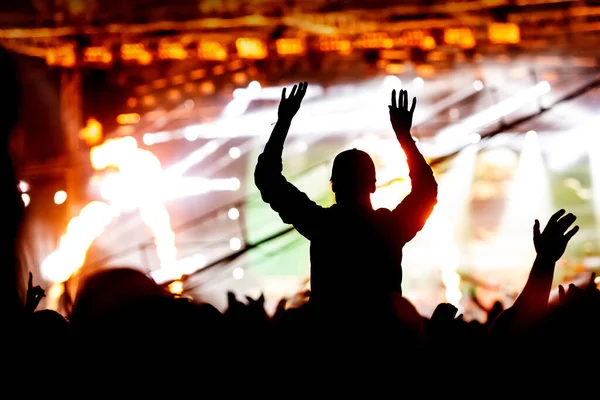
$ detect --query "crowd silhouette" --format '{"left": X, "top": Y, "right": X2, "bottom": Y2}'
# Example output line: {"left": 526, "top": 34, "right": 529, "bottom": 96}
{"left": 2, "top": 46, "right": 599, "bottom": 387}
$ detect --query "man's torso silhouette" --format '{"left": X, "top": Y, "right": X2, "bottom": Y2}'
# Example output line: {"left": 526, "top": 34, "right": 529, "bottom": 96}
{"left": 255, "top": 151, "right": 435, "bottom": 318}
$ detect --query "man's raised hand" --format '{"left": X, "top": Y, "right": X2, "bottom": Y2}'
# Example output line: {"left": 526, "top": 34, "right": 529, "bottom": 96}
{"left": 533, "top": 209, "right": 579, "bottom": 263}
{"left": 389, "top": 89, "right": 417, "bottom": 135}
{"left": 25, "top": 272, "right": 45, "bottom": 313}
{"left": 278, "top": 81, "right": 308, "bottom": 121}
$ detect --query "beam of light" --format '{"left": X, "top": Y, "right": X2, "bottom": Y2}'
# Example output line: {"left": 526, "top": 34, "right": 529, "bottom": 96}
{"left": 494, "top": 131, "right": 553, "bottom": 273}
{"left": 42, "top": 134, "right": 242, "bottom": 289}
{"left": 422, "top": 145, "right": 479, "bottom": 308}
{"left": 41, "top": 137, "right": 178, "bottom": 284}
{"left": 412, "top": 80, "right": 484, "bottom": 127}
{"left": 92, "top": 139, "right": 179, "bottom": 272}
{"left": 163, "top": 82, "right": 481, "bottom": 183}
{"left": 162, "top": 177, "right": 241, "bottom": 199}
{"left": 545, "top": 108, "right": 597, "bottom": 171}
{"left": 164, "top": 139, "right": 222, "bottom": 176}
{"left": 150, "top": 253, "right": 207, "bottom": 284}
{"left": 588, "top": 117, "right": 600, "bottom": 239}
{"left": 143, "top": 82, "right": 325, "bottom": 145}
{"left": 351, "top": 133, "right": 411, "bottom": 210}
{"left": 176, "top": 76, "right": 437, "bottom": 141}
{"left": 222, "top": 80, "right": 262, "bottom": 118}
{"left": 186, "top": 80, "right": 467, "bottom": 139}
{"left": 41, "top": 201, "right": 118, "bottom": 282}
{"left": 434, "top": 81, "right": 551, "bottom": 155}
{"left": 233, "top": 83, "right": 323, "bottom": 100}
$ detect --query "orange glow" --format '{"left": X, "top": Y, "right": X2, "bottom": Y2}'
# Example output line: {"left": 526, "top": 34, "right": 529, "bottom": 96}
{"left": 488, "top": 23, "right": 520, "bottom": 44}
{"left": 354, "top": 32, "right": 393, "bottom": 49}
{"left": 197, "top": 41, "right": 228, "bottom": 61}
{"left": 199, "top": 81, "right": 216, "bottom": 95}
{"left": 397, "top": 30, "right": 428, "bottom": 47}
{"left": 116, "top": 113, "right": 141, "bottom": 125}
{"left": 46, "top": 45, "right": 76, "bottom": 67}
{"left": 121, "top": 43, "right": 152, "bottom": 65}
{"left": 444, "top": 27, "right": 476, "bottom": 49}
{"left": 417, "top": 64, "right": 436, "bottom": 77}
{"left": 235, "top": 38, "right": 268, "bottom": 59}
{"left": 79, "top": 118, "right": 103, "bottom": 146}
{"left": 420, "top": 36, "right": 437, "bottom": 51}
{"left": 168, "top": 280, "right": 184, "bottom": 295}
{"left": 83, "top": 46, "right": 113, "bottom": 64}
{"left": 158, "top": 42, "right": 187, "bottom": 60}
{"left": 319, "top": 36, "right": 352, "bottom": 54}
{"left": 190, "top": 68, "right": 207, "bottom": 80}
{"left": 275, "top": 38, "right": 306, "bottom": 56}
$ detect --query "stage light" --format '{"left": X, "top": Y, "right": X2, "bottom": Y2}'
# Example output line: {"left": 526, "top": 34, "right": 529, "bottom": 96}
{"left": 383, "top": 75, "right": 402, "bottom": 92}
{"left": 229, "top": 147, "right": 241, "bottom": 159}
{"left": 229, "top": 237, "right": 242, "bottom": 251}
{"left": 472, "top": 80, "right": 484, "bottom": 91}
{"left": 232, "top": 267, "right": 244, "bottom": 280}
{"left": 412, "top": 77, "right": 424, "bottom": 89}
{"left": 54, "top": 190, "right": 67, "bottom": 205}
{"left": 168, "top": 280, "right": 184, "bottom": 295}
{"left": 21, "top": 193, "right": 30, "bottom": 207}
{"left": 184, "top": 130, "right": 198, "bottom": 141}
{"left": 18, "top": 180, "right": 29, "bottom": 193}
{"left": 228, "top": 207, "right": 240, "bottom": 220}
{"left": 143, "top": 133, "right": 156, "bottom": 146}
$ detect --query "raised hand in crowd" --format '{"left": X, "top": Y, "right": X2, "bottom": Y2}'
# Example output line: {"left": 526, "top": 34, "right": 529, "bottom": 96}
{"left": 557, "top": 272, "right": 598, "bottom": 306}
{"left": 25, "top": 272, "right": 45, "bottom": 314}
{"left": 491, "top": 210, "right": 579, "bottom": 337}
{"left": 388, "top": 89, "right": 438, "bottom": 245}
{"left": 389, "top": 88, "right": 417, "bottom": 136}
{"left": 278, "top": 82, "right": 308, "bottom": 122}
{"left": 533, "top": 209, "right": 579, "bottom": 263}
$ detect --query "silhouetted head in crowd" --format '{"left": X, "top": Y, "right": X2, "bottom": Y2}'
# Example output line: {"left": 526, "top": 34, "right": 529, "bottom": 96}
{"left": 330, "top": 148, "right": 376, "bottom": 208}
{"left": 28, "top": 309, "right": 69, "bottom": 338}
{"left": 70, "top": 267, "right": 164, "bottom": 329}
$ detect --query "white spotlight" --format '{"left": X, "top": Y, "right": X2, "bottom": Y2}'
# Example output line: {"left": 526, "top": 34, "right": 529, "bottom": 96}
{"left": 184, "top": 130, "right": 198, "bottom": 142}
{"left": 54, "top": 190, "right": 67, "bottom": 205}
{"left": 229, "top": 237, "right": 242, "bottom": 251}
{"left": 18, "top": 180, "right": 29, "bottom": 193}
{"left": 232, "top": 267, "right": 244, "bottom": 280}
{"left": 383, "top": 75, "right": 402, "bottom": 91}
{"left": 228, "top": 207, "right": 240, "bottom": 220}
{"left": 142, "top": 133, "right": 156, "bottom": 146}
{"left": 412, "top": 77, "right": 424, "bottom": 89}
{"left": 473, "top": 80, "right": 484, "bottom": 91}
{"left": 229, "top": 147, "right": 241, "bottom": 159}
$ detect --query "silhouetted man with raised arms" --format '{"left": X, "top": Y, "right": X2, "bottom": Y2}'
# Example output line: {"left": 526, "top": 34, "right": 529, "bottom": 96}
{"left": 255, "top": 82, "right": 437, "bottom": 321}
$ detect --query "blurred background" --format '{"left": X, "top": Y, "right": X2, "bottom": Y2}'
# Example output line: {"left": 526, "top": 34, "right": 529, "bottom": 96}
{"left": 4, "top": 0, "right": 600, "bottom": 319}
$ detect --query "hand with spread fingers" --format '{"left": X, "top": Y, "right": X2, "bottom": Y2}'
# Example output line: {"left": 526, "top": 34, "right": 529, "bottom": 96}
{"left": 389, "top": 89, "right": 417, "bottom": 136}
{"left": 533, "top": 209, "right": 579, "bottom": 263}
{"left": 278, "top": 81, "right": 308, "bottom": 121}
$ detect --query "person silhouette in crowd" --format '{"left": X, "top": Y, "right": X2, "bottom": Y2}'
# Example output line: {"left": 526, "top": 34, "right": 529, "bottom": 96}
{"left": 254, "top": 82, "right": 437, "bottom": 321}
{"left": 0, "top": 46, "right": 24, "bottom": 322}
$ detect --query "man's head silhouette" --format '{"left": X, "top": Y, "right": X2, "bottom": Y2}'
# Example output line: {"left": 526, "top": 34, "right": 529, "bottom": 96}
{"left": 330, "top": 148, "right": 376, "bottom": 206}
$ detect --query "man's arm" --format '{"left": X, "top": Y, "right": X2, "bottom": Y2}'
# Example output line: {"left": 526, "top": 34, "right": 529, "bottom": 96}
{"left": 389, "top": 89, "right": 438, "bottom": 243}
{"left": 254, "top": 82, "right": 323, "bottom": 239}
{"left": 490, "top": 210, "right": 579, "bottom": 336}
